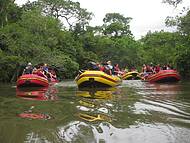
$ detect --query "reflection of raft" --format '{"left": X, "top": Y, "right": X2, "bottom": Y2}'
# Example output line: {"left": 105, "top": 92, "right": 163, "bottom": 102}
{"left": 76, "top": 87, "right": 117, "bottom": 99}
{"left": 17, "top": 74, "right": 49, "bottom": 87}
{"left": 75, "top": 70, "right": 122, "bottom": 88}
{"left": 79, "top": 100, "right": 95, "bottom": 108}
{"left": 16, "top": 87, "right": 48, "bottom": 101}
{"left": 145, "top": 70, "right": 180, "bottom": 83}
{"left": 76, "top": 89, "right": 114, "bottom": 99}
{"left": 16, "top": 86, "right": 58, "bottom": 101}
{"left": 122, "top": 71, "right": 141, "bottom": 80}
{"left": 78, "top": 113, "right": 112, "bottom": 122}
{"left": 18, "top": 113, "right": 50, "bottom": 120}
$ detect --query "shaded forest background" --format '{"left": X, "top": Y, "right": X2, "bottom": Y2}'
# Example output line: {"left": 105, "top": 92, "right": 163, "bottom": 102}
{"left": 0, "top": 0, "right": 190, "bottom": 81}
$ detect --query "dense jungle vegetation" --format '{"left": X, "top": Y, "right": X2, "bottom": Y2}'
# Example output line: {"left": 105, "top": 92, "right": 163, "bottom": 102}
{"left": 0, "top": 0, "right": 189, "bottom": 81}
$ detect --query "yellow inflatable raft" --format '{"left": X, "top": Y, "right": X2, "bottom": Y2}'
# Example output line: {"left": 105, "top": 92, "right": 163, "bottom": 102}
{"left": 75, "top": 70, "right": 122, "bottom": 88}
{"left": 122, "top": 71, "right": 141, "bottom": 80}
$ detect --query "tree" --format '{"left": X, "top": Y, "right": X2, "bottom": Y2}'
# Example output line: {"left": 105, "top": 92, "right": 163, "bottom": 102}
{"left": 103, "top": 13, "right": 132, "bottom": 37}
{"left": 163, "top": 4, "right": 190, "bottom": 78}
{"left": 0, "top": 0, "right": 22, "bottom": 27}
{"left": 38, "top": 0, "right": 93, "bottom": 30}
{"left": 162, "top": 0, "right": 183, "bottom": 7}
{"left": 178, "top": 10, "right": 190, "bottom": 35}
{"left": 140, "top": 31, "right": 181, "bottom": 66}
{"left": 175, "top": 10, "right": 190, "bottom": 77}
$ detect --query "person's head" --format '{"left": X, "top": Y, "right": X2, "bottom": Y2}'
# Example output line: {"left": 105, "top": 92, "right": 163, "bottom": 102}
{"left": 51, "top": 70, "right": 56, "bottom": 74}
{"left": 102, "top": 62, "right": 108, "bottom": 66}
{"left": 114, "top": 64, "right": 119, "bottom": 67}
{"left": 27, "top": 62, "right": 32, "bottom": 66}
{"left": 96, "top": 63, "right": 101, "bottom": 67}
{"left": 107, "top": 61, "right": 111, "bottom": 65}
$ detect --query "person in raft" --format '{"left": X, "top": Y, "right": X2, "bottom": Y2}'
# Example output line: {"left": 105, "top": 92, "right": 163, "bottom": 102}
{"left": 104, "top": 61, "right": 113, "bottom": 75}
{"left": 22, "top": 62, "right": 33, "bottom": 74}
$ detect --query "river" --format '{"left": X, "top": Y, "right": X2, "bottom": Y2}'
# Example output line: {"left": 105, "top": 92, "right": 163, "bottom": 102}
{"left": 0, "top": 80, "right": 190, "bottom": 143}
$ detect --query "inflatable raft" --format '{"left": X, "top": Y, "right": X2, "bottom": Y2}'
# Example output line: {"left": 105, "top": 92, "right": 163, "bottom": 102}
{"left": 75, "top": 70, "right": 122, "bottom": 88}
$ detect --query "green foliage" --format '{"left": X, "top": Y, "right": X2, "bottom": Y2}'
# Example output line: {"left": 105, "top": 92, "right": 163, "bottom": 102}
{"left": 38, "top": 0, "right": 93, "bottom": 30}
{"left": 47, "top": 53, "right": 79, "bottom": 79}
{"left": 178, "top": 11, "right": 190, "bottom": 35}
{"left": 113, "top": 37, "right": 142, "bottom": 68}
{"left": 165, "top": 16, "right": 179, "bottom": 27}
{"left": 0, "top": 0, "right": 190, "bottom": 82}
{"left": 140, "top": 31, "right": 178, "bottom": 65}
{"left": 0, "top": 55, "right": 21, "bottom": 82}
{"left": 176, "top": 46, "right": 190, "bottom": 77}
{"left": 0, "top": 8, "right": 81, "bottom": 81}
{"left": 103, "top": 13, "right": 132, "bottom": 37}
{"left": 0, "top": 1, "right": 22, "bottom": 27}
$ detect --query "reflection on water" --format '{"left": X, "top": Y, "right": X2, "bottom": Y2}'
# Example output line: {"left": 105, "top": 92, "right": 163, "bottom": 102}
{"left": 76, "top": 88, "right": 120, "bottom": 123}
{"left": 76, "top": 88, "right": 115, "bottom": 99}
{"left": 18, "top": 112, "right": 51, "bottom": 120}
{"left": 16, "top": 86, "right": 58, "bottom": 101}
{"left": 0, "top": 81, "right": 190, "bottom": 143}
{"left": 123, "top": 80, "right": 181, "bottom": 96}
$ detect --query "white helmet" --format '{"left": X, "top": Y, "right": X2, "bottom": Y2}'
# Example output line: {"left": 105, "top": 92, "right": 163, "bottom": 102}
{"left": 28, "top": 62, "right": 32, "bottom": 66}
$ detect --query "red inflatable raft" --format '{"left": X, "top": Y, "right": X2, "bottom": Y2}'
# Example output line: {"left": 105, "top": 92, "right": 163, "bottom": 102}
{"left": 144, "top": 70, "right": 180, "bottom": 83}
{"left": 17, "top": 74, "right": 49, "bottom": 87}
